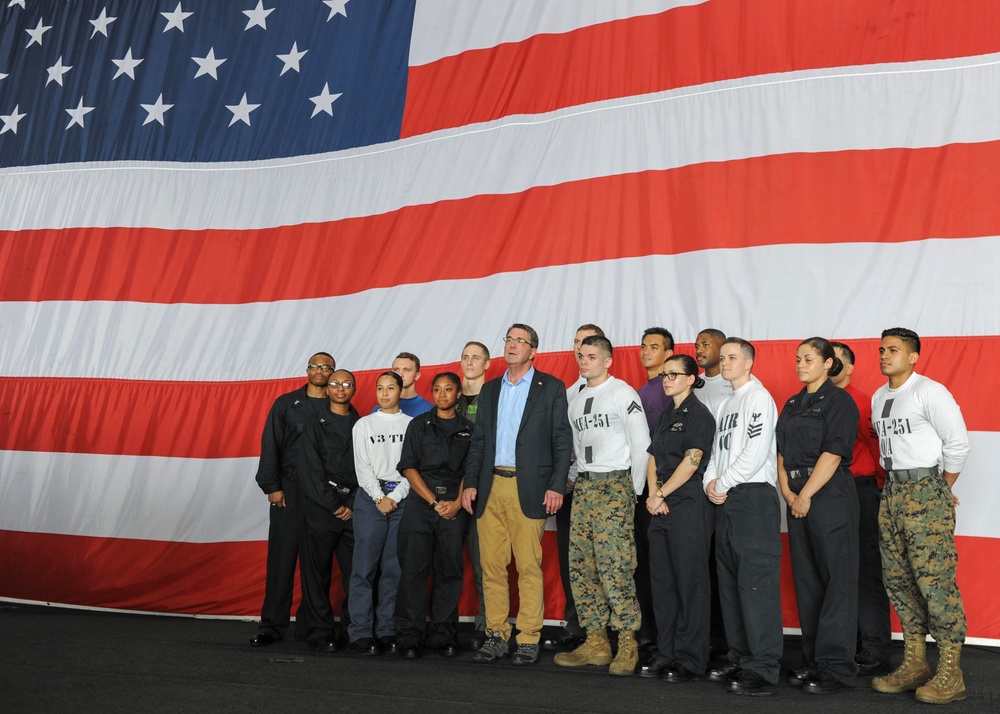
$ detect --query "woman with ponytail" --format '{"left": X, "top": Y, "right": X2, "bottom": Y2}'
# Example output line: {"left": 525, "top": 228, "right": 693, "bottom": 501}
{"left": 777, "top": 337, "right": 860, "bottom": 695}
{"left": 639, "top": 354, "right": 716, "bottom": 683}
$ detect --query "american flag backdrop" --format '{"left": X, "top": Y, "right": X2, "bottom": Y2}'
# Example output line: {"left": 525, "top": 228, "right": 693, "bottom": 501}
{"left": 1, "top": 1, "right": 999, "bottom": 642}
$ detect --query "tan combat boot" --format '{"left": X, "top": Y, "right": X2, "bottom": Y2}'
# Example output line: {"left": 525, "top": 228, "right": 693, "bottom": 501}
{"left": 554, "top": 629, "right": 613, "bottom": 667}
{"left": 608, "top": 630, "right": 638, "bottom": 677}
{"left": 872, "top": 634, "right": 932, "bottom": 693}
{"left": 915, "top": 643, "right": 967, "bottom": 704}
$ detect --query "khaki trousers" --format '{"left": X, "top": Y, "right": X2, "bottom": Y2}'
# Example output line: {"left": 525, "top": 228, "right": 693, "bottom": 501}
{"left": 478, "top": 473, "right": 547, "bottom": 644}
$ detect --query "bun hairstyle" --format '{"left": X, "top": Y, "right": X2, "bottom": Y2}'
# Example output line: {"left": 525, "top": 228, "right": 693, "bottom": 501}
{"left": 665, "top": 354, "right": 705, "bottom": 389}
{"left": 800, "top": 337, "right": 843, "bottom": 378}
{"left": 377, "top": 370, "right": 404, "bottom": 389}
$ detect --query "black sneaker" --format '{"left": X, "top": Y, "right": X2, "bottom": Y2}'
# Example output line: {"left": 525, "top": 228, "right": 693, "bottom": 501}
{"left": 727, "top": 669, "right": 776, "bottom": 696}
{"left": 472, "top": 634, "right": 509, "bottom": 664}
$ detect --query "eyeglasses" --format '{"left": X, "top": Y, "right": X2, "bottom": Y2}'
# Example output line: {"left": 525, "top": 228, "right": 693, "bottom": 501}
{"left": 307, "top": 363, "right": 335, "bottom": 373}
{"left": 327, "top": 381, "right": 354, "bottom": 389}
{"left": 503, "top": 336, "right": 533, "bottom": 347}
{"left": 661, "top": 371, "right": 689, "bottom": 381}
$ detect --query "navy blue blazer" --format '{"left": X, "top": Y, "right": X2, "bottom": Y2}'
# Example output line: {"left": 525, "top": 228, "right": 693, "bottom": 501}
{"left": 464, "top": 368, "right": 572, "bottom": 519}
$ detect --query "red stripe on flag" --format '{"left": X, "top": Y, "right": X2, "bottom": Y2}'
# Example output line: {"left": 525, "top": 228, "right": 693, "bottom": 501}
{"left": 3, "top": 142, "right": 998, "bottom": 305}
{"left": 401, "top": 0, "right": 1000, "bottom": 137}
{"left": 1, "top": 338, "right": 995, "bottom": 458}
{"left": 0, "top": 531, "right": 269, "bottom": 616}
{"left": 3, "top": 530, "right": 998, "bottom": 639}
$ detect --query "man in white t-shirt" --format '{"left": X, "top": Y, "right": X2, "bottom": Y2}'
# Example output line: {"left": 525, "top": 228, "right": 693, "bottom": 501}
{"left": 693, "top": 329, "right": 731, "bottom": 417}
{"left": 555, "top": 335, "right": 650, "bottom": 677}
{"left": 870, "top": 328, "right": 971, "bottom": 705}
{"left": 703, "top": 338, "right": 782, "bottom": 696}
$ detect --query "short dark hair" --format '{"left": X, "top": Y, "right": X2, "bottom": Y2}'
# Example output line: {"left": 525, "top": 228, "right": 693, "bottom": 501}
{"left": 433, "top": 371, "right": 462, "bottom": 390}
{"left": 310, "top": 352, "right": 336, "bottom": 367}
{"left": 881, "top": 327, "right": 920, "bottom": 354}
{"left": 463, "top": 341, "right": 490, "bottom": 361}
{"left": 642, "top": 327, "right": 674, "bottom": 351}
{"left": 507, "top": 323, "right": 539, "bottom": 348}
{"left": 829, "top": 341, "right": 855, "bottom": 366}
{"left": 575, "top": 323, "right": 605, "bottom": 336}
{"left": 723, "top": 337, "right": 755, "bottom": 361}
{"left": 377, "top": 371, "right": 403, "bottom": 389}
{"left": 331, "top": 368, "right": 356, "bottom": 383}
{"left": 697, "top": 329, "right": 726, "bottom": 343}
{"left": 395, "top": 352, "right": 421, "bottom": 371}
{"left": 581, "top": 334, "right": 613, "bottom": 358}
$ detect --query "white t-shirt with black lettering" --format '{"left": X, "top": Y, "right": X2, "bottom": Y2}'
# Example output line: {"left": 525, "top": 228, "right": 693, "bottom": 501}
{"left": 568, "top": 376, "right": 651, "bottom": 494}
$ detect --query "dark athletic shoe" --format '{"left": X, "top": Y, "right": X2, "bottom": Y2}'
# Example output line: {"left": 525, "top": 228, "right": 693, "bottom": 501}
{"left": 472, "top": 634, "right": 509, "bottom": 664}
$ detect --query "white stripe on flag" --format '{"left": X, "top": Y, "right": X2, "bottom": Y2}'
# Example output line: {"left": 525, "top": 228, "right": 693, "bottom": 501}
{"left": 2, "top": 55, "right": 996, "bottom": 232}
{"left": 0, "top": 452, "right": 263, "bottom": 543}
{"left": 2, "top": 431, "right": 996, "bottom": 542}
{"left": 2, "top": 236, "right": 998, "bottom": 381}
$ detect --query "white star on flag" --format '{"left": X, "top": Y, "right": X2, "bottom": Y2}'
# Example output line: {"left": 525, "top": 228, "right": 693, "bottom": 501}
{"left": 9, "top": 0, "right": 26, "bottom": 8}
{"left": 65, "top": 98, "right": 95, "bottom": 129}
{"left": 112, "top": 49, "right": 143, "bottom": 80}
{"left": 140, "top": 94, "right": 174, "bottom": 126}
{"left": 192, "top": 49, "right": 227, "bottom": 80}
{"left": 0, "top": 104, "right": 26, "bottom": 135}
{"left": 323, "top": 0, "right": 349, "bottom": 21}
{"left": 90, "top": 8, "right": 118, "bottom": 38}
{"left": 161, "top": 3, "right": 194, "bottom": 33}
{"left": 226, "top": 93, "right": 260, "bottom": 126}
{"left": 46, "top": 57, "right": 73, "bottom": 86}
{"left": 0, "top": 72, "right": 7, "bottom": 81}
{"left": 243, "top": 1, "right": 274, "bottom": 31}
{"left": 276, "top": 42, "right": 308, "bottom": 76}
{"left": 309, "top": 83, "right": 342, "bottom": 118}
{"left": 25, "top": 19, "right": 53, "bottom": 48}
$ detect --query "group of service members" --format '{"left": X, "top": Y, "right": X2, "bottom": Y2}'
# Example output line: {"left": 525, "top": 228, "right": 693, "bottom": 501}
{"left": 248, "top": 324, "right": 970, "bottom": 705}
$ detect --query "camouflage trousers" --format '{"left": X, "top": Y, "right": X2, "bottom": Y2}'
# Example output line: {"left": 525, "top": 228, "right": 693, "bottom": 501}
{"left": 569, "top": 475, "right": 641, "bottom": 631}
{"left": 880, "top": 475, "right": 966, "bottom": 644}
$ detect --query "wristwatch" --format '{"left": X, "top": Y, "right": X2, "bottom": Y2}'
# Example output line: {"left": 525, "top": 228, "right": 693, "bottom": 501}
{"left": 429, "top": 500, "right": 439, "bottom": 509}
{"left": 374, "top": 496, "right": 384, "bottom": 505}
{"left": 655, "top": 489, "right": 664, "bottom": 499}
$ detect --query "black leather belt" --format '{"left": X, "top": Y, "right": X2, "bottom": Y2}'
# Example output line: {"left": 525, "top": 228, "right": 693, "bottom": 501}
{"left": 787, "top": 467, "right": 813, "bottom": 480}
{"left": 729, "top": 482, "right": 771, "bottom": 494}
{"left": 886, "top": 467, "right": 939, "bottom": 483}
{"left": 493, "top": 467, "right": 516, "bottom": 478}
{"left": 576, "top": 469, "right": 630, "bottom": 482}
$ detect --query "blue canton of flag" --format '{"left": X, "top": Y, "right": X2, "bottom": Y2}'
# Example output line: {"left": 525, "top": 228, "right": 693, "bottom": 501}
{"left": 0, "top": 0, "right": 415, "bottom": 167}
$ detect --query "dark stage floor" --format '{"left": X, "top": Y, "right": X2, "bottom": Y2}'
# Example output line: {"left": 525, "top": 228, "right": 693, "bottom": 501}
{"left": 3, "top": 602, "right": 998, "bottom": 713}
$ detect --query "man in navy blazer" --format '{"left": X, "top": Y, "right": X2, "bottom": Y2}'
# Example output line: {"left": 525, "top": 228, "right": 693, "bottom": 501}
{"left": 463, "top": 323, "right": 572, "bottom": 666}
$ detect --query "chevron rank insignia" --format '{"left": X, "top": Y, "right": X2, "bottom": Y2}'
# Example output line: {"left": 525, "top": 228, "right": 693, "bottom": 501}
{"left": 627, "top": 401, "right": 643, "bottom": 414}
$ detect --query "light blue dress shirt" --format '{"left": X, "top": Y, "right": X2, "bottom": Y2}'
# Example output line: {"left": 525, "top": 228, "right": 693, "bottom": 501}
{"left": 495, "top": 366, "right": 535, "bottom": 467}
